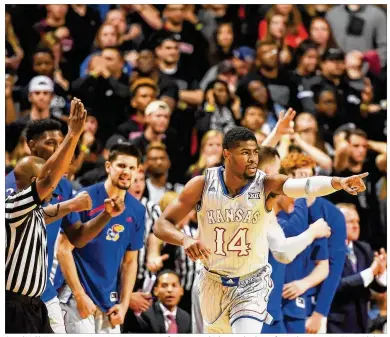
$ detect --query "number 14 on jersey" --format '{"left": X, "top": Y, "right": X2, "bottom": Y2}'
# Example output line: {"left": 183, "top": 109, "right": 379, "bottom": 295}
{"left": 214, "top": 228, "right": 251, "bottom": 256}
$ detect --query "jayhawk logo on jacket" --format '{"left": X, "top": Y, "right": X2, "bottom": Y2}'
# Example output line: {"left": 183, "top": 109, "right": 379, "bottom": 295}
{"left": 106, "top": 224, "right": 125, "bottom": 241}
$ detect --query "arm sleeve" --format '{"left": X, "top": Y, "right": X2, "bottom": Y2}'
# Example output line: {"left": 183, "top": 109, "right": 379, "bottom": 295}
{"left": 360, "top": 268, "right": 375, "bottom": 287}
{"left": 267, "top": 212, "right": 314, "bottom": 264}
{"left": 127, "top": 207, "right": 146, "bottom": 251}
{"left": 282, "top": 176, "right": 337, "bottom": 199}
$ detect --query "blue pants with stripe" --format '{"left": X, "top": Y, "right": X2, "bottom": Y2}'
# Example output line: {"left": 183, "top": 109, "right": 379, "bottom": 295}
{"left": 261, "top": 320, "right": 287, "bottom": 334}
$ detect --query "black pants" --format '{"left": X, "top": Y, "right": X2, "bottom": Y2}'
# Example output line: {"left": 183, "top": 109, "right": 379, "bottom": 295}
{"left": 5, "top": 291, "right": 53, "bottom": 333}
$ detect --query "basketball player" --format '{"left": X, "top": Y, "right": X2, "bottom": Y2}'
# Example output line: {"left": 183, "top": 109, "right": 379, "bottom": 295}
{"left": 154, "top": 126, "right": 368, "bottom": 333}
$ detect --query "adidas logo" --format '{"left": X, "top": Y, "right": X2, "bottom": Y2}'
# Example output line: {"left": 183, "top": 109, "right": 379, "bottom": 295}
{"left": 208, "top": 186, "right": 216, "bottom": 192}
{"left": 226, "top": 279, "right": 234, "bottom": 285}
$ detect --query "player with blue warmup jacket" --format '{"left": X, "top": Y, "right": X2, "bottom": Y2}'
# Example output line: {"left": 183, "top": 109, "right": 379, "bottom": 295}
{"left": 258, "top": 147, "right": 329, "bottom": 334}
{"left": 57, "top": 142, "right": 146, "bottom": 333}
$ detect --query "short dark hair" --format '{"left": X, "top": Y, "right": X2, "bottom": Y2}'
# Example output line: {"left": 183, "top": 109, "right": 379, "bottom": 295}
{"left": 33, "top": 47, "right": 54, "bottom": 60}
{"left": 258, "top": 146, "right": 280, "bottom": 167}
{"left": 295, "top": 39, "right": 318, "bottom": 64}
{"left": 102, "top": 46, "right": 124, "bottom": 59}
{"left": 312, "top": 84, "right": 336, "bottom": 104}
{"left": 156, "top": 269, "right": 181, "bottom": 285}
{"left": 346, "top": 128, "right": 368, "bottom": 141}
{"left": 256, "top": 40, "right": 278, "bottom": 51}
{"left": 108, "top": 142, "right": 142, "bottom": 164}
{"left": 25, "top": 119, "right": 62, "bottom": 142}
{"left": 223, "top": 126, "right": 257, "bottom": 150}
{"left": 130, "top": 78, "right": 158, "bottom": 96}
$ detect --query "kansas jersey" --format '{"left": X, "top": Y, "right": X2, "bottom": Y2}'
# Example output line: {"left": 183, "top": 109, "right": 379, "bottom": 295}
{"left": 6, "top": 170, "right": 73, "bottom": 302}
{"left": 197, "top": 166, "right": 269, "bottom": 277}
{"left": 63, "top": 182, "right": 145, "bottom": 311}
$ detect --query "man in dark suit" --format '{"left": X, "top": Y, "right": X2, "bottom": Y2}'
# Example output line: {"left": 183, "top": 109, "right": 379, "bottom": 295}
{"left": 123, "top": 269, "right": 191, "bottom": 333}
{"left": 327, "top": 203, "right": 387, "bottom": 333}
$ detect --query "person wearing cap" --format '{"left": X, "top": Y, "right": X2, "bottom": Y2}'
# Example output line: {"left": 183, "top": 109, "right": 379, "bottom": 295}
{"left": 20, "top": 75, "right": 68, "bottom": 134}
{"left": 200, "top": 46, "right": 255, "bottom": 91}
{"left": 130, "top": 100, "right": 182, "bottom": 183}
{"left": 237, "top": 41, "right": 297, "bottom": 114}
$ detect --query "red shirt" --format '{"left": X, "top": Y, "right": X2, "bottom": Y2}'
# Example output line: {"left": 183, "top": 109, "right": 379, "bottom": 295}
{"left": 258, "top": 20, "right": 308, "bottom": 49}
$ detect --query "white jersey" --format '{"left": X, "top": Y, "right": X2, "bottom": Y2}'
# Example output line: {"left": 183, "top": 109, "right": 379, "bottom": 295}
{"left": 196, "top": 166, "right": 270, "bottom": 277}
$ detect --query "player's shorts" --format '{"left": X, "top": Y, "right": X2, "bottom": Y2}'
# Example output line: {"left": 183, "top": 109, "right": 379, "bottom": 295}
{"left": 198, "top": 263, "right": 274, "bottom": 333}
{"left": 59, "top": 286, "right": 120, "bottom": 334}
{"left": 284, "top": 315, "right": 306, "bottom": 333}
{"left": 191, "top": 271, "right": 204, "bottom": 334}
{"left": 261, "top": 319, "right": 287, "bottom": 333}
{"left": 45, "top": 296, "right": 66, "bottom": 333}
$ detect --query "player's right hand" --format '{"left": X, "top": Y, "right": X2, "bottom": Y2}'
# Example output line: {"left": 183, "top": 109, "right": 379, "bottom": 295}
{"left": 309, "top": 218, "right": 331, "bottom": 239}
{"left": 146, "top": 254, "right": 169, "bottom": 273}
{"left": 74, "top": 292, "right": 97, "bottom": 319}
{"left": 104, "top": 196, "right": 125, "bottom": 217}
{"left": 129, "top": 292, "right": 153, "bottom": 312}
{"left": 68, "top": 98, "right": 87, "bottom": 137}
{"left": 70, "top": 191, "right": 93, "bottom": 212}
{"left": 183, "top": 236, "right": 211, "bottom": 262}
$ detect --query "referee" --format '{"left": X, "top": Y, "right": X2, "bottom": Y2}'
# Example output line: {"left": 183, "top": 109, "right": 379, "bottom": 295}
{"left": 5, "top": 98, "right": 87, "bottom": 333}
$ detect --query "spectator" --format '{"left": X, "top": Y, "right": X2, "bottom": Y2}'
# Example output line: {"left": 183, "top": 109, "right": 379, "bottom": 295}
{"left": 130, "top": 100, "right": 173, "bottom": 155}
{"left": 143, "top": 142, "right": 183, "bottom": 204}
{"left": 33, "top": 5, "right": 80, "bottom": 81}
{"left": 261, "top": 14, "right": 292, "bottom": 66}
{"left": 240, "top": 104, "right": 271, "bottom": 135}
{"left": 328, "top": 203, "right": 386, "bottom": 333}
{"left": 329, "top": 128, "right": 385, "bottom": 249}
{"left": 368, "top": 291, "right": 387, "bottom": 333}
{"left": 208, "top": 22, "right": 235, "bottom": 65}
{"left": 301, "top": 5, "right": 333, "bottom": 31}
{"left": 308, "top": 17, "right": 337, "bottom": 56}
{"left": 130, "top": 46, "right": 179, "bottom": 111}
{"left": 187, "top": 130, "right": 223, "bottom": 179}
{"left": 113, "top": 78, "right": 158, "bottom": 144}
{"left": 19, "top": 48, "right": 69, "bottom": 119}
{"left": 290, "top": 40, "right": 320, "bottom": 113}
{"left": 200, "top": 46, "right": 255, "bottom": 92}
{"left": 259, "top": 5, "right": 308, "bottom": 49}
{"left": 5, "top": 120, "right": 30, "bottom": 173}
{"left": 79, "top": 23, "right": 132, "bottom": 77}
{"left": 161, "top": 4, "right": 209, "bottom": 79}
{"left": 238, "top": 41, "right": 297, "bottom": 115}
{"left": 126, "top": 270, "right": 191, "bottom": 333}
{"left": 326, "top": 5, "right": 387, "bottom": 68}
{"left": 5, "top": 11, "right": 24, "bottom": 73}
{"left": 313, "top": 85, "right": 344, "bottom": 146}
{"left": 196, "top": 80, "right": 238, "bottom": 138}
{"left": 5, "top": 74, "right": 17, "bottom": 125}
{"left": 70, "top": 52, "right": 130, "bottom": 144}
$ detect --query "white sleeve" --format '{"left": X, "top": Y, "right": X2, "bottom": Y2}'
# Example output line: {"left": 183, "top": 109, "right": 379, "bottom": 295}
{"left": 360, "top": 268, "right": 375, "bottom": 287}
{"left": 266, "top": 211, "right": 314, "bottom": 264}
{"left": 282, "top": 176, "right": 338, "bottom": 199}
{"left": 375, "top": 269, "right": 387, "bottom": 287}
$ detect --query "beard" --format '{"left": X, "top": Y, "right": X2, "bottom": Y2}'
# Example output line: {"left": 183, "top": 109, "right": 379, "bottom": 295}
{"left": 114, "top": 180, "right": 132, "bottom": 190}
{"left": 243, "top": 172, "right": 256, "bottom": 180}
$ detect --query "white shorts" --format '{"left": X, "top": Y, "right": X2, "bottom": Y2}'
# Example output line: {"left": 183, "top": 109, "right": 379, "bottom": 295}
{"left": 60, "top": 295, "right": 120, "bottom": 334}
{"left": 198, "top": 264, "right": 274, "bottom": 333}
{"left": 45, "top": 296, "right": 66, "bottom": 334}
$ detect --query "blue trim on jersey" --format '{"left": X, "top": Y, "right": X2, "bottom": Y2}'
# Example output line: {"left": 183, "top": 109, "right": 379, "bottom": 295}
{"left": 231, "top": 315, "right": 272, "bottom": 326}
{"left": 217, "top": 166, "right": 254, "bottom": 198}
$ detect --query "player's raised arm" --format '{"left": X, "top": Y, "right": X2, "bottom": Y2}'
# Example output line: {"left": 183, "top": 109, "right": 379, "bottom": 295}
{"left": 264, "top": 172, "right": 369, "bottom": 198}
{"left": 153, "top": 175, "right": 211, "bottom": 261}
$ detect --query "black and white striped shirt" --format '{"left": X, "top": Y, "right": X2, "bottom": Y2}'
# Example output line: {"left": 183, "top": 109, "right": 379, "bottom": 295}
{"left": 5, "top": 182, "right": 47, "bottom": 298}
{"left": 137, "top": 197, "right": 161, "bottom": 284}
